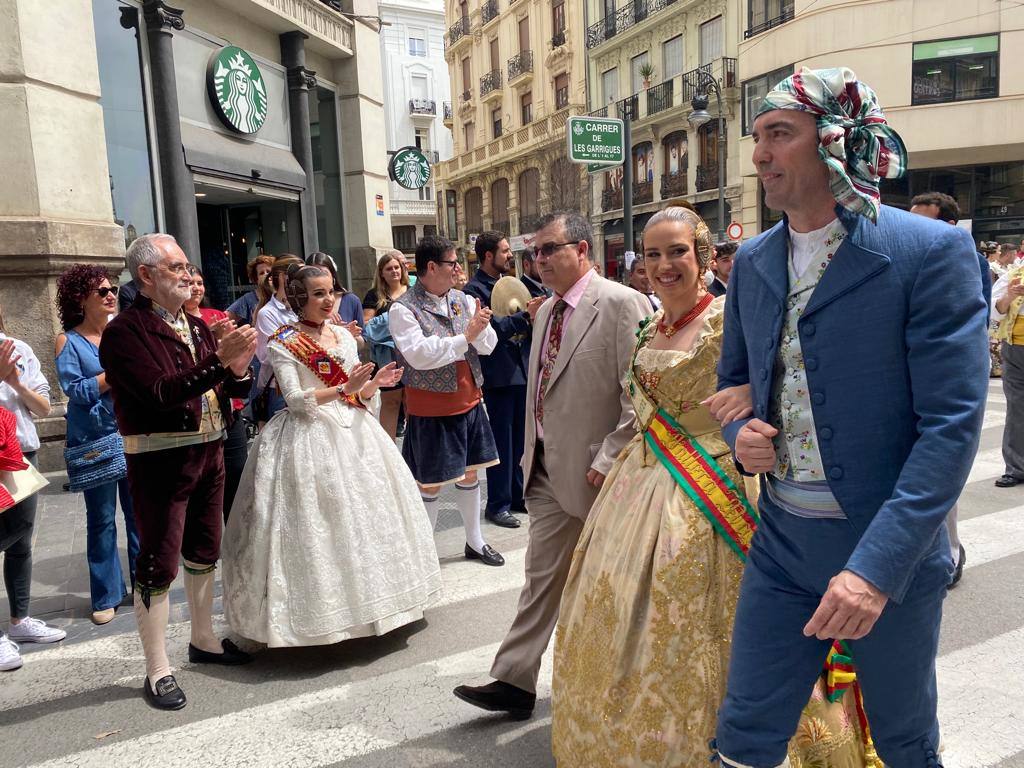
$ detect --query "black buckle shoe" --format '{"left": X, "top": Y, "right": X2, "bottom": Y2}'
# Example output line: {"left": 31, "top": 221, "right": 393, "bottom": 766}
{"left": 995, "top": 474, "right": 1019, "bottom": 488}
{"left": 485, "top": 510, "right": 521, "bottom": 528}
{"left": 144, "top": 674, "right": 187, "bottom": 711}
{"left": 949, "top": 544, "right": 966, "bottom": 589}
{"left": 464, "top": 543, "right": 505, "bottom": 566}
{"left": 188, "top": 638, "right": 254, "bottom": 666}
{"left": 453, "top": 680, "right": 536, "bottom": 720}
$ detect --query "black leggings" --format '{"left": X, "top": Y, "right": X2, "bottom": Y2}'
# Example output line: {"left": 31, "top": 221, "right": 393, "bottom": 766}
{"left": 0, "top": 452, "right": 38, "bottom": 619}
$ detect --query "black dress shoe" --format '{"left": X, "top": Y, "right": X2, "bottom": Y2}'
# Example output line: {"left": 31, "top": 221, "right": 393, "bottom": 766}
{"left": 453, "top": 680, "right": 536, "bottom": 720}
{"left": 995, "top": 474, "right": 1019, "bottom": 487}
{"left": 188, "top": 638, "right": 254, "bottom": 666}
{"left": 949, "top": 544, "right": 966, "bottom": 589}
{"left": 464, "top": 543, "right": 505, "bottom": 566}
{"left": 144, "top": 674, "right": 187, "bottom": 711}
{"left": 510, "top": 505, "right": 528, "bottom": 514}
{"left": 485, "top": 509, "right": 521, "bottom": 528}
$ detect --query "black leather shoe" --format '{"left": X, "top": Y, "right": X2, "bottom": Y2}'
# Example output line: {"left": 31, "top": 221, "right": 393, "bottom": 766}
{"left": 453, "top": 680, "right": 536, "bottom": 720}
{"left": 949, "top": 544, "right": 966, "bottom": 589}
{"left": 510, "top": 505, "right": 528, "bottom": 514}
{"left": 485, "top": 510, "right": 521, "bottom": 528}
{"left": 188, "top": 638, "right": 253, "bottom": 666}
{"left": 464, "top": 543, "right": 505, "bottom": 566}
{"left": 144, "top": 674, "right": 187, "bottom": 711}
{"left": 995, "top": 474, "right": 1019, "bottom": 487}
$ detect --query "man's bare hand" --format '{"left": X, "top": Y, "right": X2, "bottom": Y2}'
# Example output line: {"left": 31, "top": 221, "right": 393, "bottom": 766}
{"left": 703, "top": 384, "right": 753, "bottom": 426}
{"left": 526, "top": 296, "right": 545, "bottom": 322}
{"left": 803, "top": 570, "right": 888, "bottom": 640}
{"left": 465, "top": 298, "right": 493, "bottom": 342}
{"left": 586, "top": 468, "right": 606, "bottom": 488}
{"left": 216, "top": 325, "right": 257, "bottom": 370}
{"left": 734, "top": 418, "right": 778, "bottom": 472}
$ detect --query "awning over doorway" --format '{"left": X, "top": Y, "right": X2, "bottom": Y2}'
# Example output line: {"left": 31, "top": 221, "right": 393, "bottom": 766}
{"left": 180, "top": 122, "right": 306, "bottom": 191}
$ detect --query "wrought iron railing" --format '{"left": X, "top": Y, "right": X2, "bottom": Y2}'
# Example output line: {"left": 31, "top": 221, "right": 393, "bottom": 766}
{"left": 481, "top": 0, "right": 499, "bottom": 24}
{"left": 633, "top": 180, "right": 654, "bottom": 204}
{"left": 646, "top": 80, "right": 673, "bottom": 116}
{"left": 591, "top": 106, "right": 609, "bottom": 117}
{"left": 681, "top": 58, "right": 739, "bottom": 104}
{"left": 660, "top": 170, "right": 687, "bottom": 198}
{"left": 480, "top": 69, "right": 503, "bottom": 96}
{"left": 745, "top": 7, "right": 795, "bottom": 39}
{"left": 696, "top": 163, "right": 720, "bottom": 192}
{"left": 409, "top": 99, "right": 436, "bottom": 115}
{"left": 443, "top": 101, "right": 453, "bottom": 120}
{"left": 586, "top": 0, "right": 678, "bottom": 49}
{"left": 551, "top": 30, "right": 566, "bottom": 47}
{"left": 508, "top": 50, "right": 533, "bottom": 80}
{"left": 616, "top": 94, "right": 638, "bottom": 120}
{"left": 447, "top": 15, "right": 471, "bottom": 46}
{"left": 601, "top": 187, "right": 623, "bottom": 212}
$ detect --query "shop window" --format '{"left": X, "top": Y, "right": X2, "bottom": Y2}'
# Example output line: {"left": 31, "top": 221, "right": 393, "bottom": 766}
{"left": 912, "top": 35, "right": 999, "bottom": 105}
{"left": 393, "top": 225, "right": 417, "bottom": 252}
{"left": 554, "top": 73, "right": 569, "bottom": 109}
{"left": 663, "top": 131, "right": 688, "bottom": 175}
{"left": 741, "top": 64, "right": 793, "bottom": 135}
{"left": 521, "top": 91, "right": 533, "bottom": 125}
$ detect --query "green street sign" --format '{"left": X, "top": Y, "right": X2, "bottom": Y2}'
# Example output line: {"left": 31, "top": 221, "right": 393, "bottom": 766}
{"left": 588, "top": 161, "right": 620, "bottom": 174}
{"left": 567, "top": 116, "right": 624, "bottom": 165}
{"left": 389, "top": 146, "right": 432, "bottom": 190}
{"left": 207, "top": 46, "right": 269, "bottom": 134}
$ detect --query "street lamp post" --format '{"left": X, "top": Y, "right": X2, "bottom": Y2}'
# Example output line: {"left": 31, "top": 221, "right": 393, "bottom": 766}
{"left": 687, "top": 72, "right": 726, "bottom": 242}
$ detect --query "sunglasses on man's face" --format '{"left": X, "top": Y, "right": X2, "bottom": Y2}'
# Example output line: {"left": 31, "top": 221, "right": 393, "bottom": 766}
{"left": 95, "top": 286, "right": 119, "bottom": 298}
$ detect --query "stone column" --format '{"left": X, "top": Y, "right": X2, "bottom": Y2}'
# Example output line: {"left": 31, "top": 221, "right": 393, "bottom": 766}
{"left": 281, "top": 31, "right": 319, "bottom": 256}
{"left": 141, "top": 0, "right": 200, "bottom": 262}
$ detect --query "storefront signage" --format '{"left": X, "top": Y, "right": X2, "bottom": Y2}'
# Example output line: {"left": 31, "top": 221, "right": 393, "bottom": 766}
{"left": 389, "top": 147, "right": 432, "bottom": 190}
{"left": 207, "top": 46, "right": 269, "bottom": 134}
{"left": 567, "top": 116, "right": 624, "bottom": 165}
{"left": 375, "top": 194, "right": 385, "bottom": 216}
{"left": 912, "top": 35, "right": 998, "bottom": 61}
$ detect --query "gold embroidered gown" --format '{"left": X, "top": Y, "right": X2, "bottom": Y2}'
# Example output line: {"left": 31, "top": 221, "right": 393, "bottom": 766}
{"left": 551, "top": 300, "right": 876, "bottom": 768}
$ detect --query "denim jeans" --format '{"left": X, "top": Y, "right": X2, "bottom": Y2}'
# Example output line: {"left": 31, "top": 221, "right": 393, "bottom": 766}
{"left": 82, "top": 477, "right": 139, "bottom": 611}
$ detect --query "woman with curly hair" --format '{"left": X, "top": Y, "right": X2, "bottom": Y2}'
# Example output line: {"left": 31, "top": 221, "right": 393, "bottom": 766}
{"left": 55, "top": 264, "right": 139, "bottom": 626}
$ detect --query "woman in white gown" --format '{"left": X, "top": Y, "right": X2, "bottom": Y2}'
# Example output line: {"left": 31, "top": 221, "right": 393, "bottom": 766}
{"left": 223, "top": 265, "right": 442, "bottom": 647}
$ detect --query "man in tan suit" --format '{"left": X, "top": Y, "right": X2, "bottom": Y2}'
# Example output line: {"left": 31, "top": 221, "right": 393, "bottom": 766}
{"left": 453, "top": 211, "right": 650, "bottom": 718}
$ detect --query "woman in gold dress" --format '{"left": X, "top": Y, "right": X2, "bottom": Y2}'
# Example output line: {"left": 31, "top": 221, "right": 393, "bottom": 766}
{"left": 551, "top": 206, "right": 879, "bottom": 768}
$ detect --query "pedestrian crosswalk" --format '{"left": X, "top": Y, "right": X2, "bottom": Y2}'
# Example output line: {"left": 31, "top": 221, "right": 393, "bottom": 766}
{"left": 2, "top": 382, "right": 1022, "bottom": 767}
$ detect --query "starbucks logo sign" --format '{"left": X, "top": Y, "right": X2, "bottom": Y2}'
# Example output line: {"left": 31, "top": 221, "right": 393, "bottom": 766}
{"left": 389, "top": 147, "right": 432, "bottom": 190}
{"left": 207, "top": 46, "right": 269, "bottom": 134}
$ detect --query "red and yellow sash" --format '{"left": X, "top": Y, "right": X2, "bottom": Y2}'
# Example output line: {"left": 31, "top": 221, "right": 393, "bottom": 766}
{"left": 643, "top": 408, "right": 759, "bottom": 561}
{"left": 271, "top": 326, "right": 364, "bottom": 409}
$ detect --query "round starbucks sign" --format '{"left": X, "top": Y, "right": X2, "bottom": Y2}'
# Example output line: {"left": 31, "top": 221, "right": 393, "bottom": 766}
{"left": 207, "top": 46, "right": 269, "bottom": 134}
{"left": 389, "top": 147, "right": 432, "bottom": 190}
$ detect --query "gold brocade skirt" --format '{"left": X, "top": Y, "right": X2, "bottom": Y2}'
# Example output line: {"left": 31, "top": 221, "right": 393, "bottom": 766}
{"left": 551, "top": 434, "right": 874, "bottom": 768}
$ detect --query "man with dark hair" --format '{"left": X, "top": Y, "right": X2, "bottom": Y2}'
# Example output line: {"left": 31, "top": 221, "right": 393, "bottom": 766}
{"left": 390, "top": 235, "right": 505, "bottom": 566}
{"left": 454, "top": 210, "right": 649, "bottom": 719}
{"left": 627, "top": 258, "right": 660, "bottom": 310}
{"left": 911, "top": 191, "right": 991, "bottom": 588}
{"left": 464, "top": 231, "right": 545, "bottom": 529}
{"left": 709, "top": 241, "right": 737, "bottom": 297}
{"left": 520, "top": 249, "right": 549, "bottom": 298}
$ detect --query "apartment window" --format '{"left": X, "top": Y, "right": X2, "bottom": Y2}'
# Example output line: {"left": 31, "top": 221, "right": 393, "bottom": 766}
{"left": 465, "top": 187, "right": 484, "bottom": 234}
{"left": 630, "top": 53, "right": 649, "bottom": 93}
{"left": 552, "top": 0, "right": 566, "bottom": 35}
{"left": 699, "top": 16, "right": 723, "bottom": 65}
{"left": 747, "top": 0, "right": 794, "bottom": 36}
{"left": 410, "top": 74, "right": 428, "bottom": 103}
{"left": 393, "top": 225, "right": 417, "bottom": 252}
{"left": 446, "top": 189, "right": 458, "bottom": 241}
{"left": 464, "top": 122, "right": 475, "bottom": 151}
{"left": 554, "top": 73, "right": 569, "bottom": 109}
{"left": 602, "top": 67, "right": 619, "bottom": 106}
{"left": 521, "top": 91, "right": 533, "bottom": 124}
{"left": 518, "top": 15, "right": 530, "bottom": 51}
{"left": 662, "top": 35, "right": 684, "bottom": 80}
{"left": 490, "top": 37, "right": 500, "bottom": 72}
{"left": 912, "top": 35, "right": 999, "bottom": 105}
{"left": 493, "top": 107, "right": 503, "bottom": 138}
{"left": 461, "top": 57, "right": 472, "bottom": 95}
{"left": 741, "top": 64, "right": 792, "bottom": 135}
{"left": 408, "top": 28, "right": 427, "bottom": 56}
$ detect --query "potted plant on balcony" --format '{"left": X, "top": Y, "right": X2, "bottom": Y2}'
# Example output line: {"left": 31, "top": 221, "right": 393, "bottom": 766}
{"left": 639, "top": 62, "right": 655, "bottom": 89}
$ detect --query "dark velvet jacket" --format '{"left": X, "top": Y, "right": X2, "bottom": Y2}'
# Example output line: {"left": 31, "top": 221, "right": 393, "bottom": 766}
{"left": 99, "top": 294, "right": 251, "bottom": 437}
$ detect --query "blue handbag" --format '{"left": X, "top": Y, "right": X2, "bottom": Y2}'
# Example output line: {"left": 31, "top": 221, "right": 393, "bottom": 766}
{"left": 64, "top": 431, "right": 127, "bottom": 492}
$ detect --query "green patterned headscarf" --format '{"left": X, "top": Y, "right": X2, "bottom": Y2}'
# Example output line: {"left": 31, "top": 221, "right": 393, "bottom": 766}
{"left": 756, "top": 67, "right": 907, "bottom": 222}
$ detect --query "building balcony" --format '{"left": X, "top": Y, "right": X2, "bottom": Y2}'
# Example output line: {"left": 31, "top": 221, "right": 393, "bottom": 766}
{"left": 390, "top": 198, "right": 437, "bottom": 218}
{"left": 633, "top": 180, "right": 654, "bottom": 204}
{"left": 480, "top": 69, "right": 503, "bottom": 101}
{"left": 696, "top": 163, "right": 720, "bottom": 192}
{"left": 660, "top": 170, "right": 687, "bottom": 198}
{"left": 616, "top": 94, "right": 638, "bottom": 121}
{"left": 646, "top": 80, "right": 673, "bottom": 116}
{"left": 446, "top": 15, "right": 471, "bottom": 49}
{"left": 409, "top": 99, "right": 437, "bottom": 116}
{"left": 601, "top": 187, "right": 623, "bottom": 212}
{"left": 217, "top": 0, "right": 353, "bottom": 56}
{"left": 551, "top": 30, "right": 567, "bottom": 48}
{"left": 586, "top": 0, "right": 678, "bottom": 50}
{"left": 443, "top": 101, "right": 453, "bottom": 125}
{"left": 508, "top": 50, "right": 534, "bottom": 83}
{"left": 481, "top": 0, "right": 500, "bottom": 25}
{"left": 745, "top": 7, "right": 795, "bottom": 39}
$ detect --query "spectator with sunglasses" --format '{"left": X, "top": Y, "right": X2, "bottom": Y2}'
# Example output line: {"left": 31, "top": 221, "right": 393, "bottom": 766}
{"left": 54, "top": 265, "right": 139, "bottom": 626}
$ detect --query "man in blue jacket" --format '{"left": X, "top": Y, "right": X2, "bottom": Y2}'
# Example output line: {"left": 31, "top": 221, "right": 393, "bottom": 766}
{"left": 464, "top": 231, "right": 543, "bottom": 528}
{"left": 712, "top": 68, "right": 987, "bottom": 768}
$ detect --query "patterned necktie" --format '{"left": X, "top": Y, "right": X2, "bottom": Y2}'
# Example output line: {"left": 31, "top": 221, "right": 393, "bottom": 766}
{"left": 537, "top": 299, "right": 567, "bottom": 425}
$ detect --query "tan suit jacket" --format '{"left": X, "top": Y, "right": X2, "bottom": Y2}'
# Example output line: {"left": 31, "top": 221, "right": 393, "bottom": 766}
{"left": 522, "top": 273, "right": 651, "bottom": 519}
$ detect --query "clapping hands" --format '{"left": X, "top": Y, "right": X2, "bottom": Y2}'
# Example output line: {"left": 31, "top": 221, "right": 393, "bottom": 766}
{"left": 215, "top": 324, "right": 257, "bottom": 376}
{"left": 0, "top": 340, "right": 21, "bottom": 387}
{"left": 370, "top": 362, "right": 404, "bottom": 389}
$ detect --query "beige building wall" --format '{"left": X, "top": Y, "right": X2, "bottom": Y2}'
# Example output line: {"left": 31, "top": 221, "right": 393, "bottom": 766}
{"left": 737, "top": 0, "right": 1024, "bottom": 237}
{"left": 584, "top": 0, "right": 744, "bottom": 266}
{"left": 436, "top": 0, "right": 589, "bottom": 257}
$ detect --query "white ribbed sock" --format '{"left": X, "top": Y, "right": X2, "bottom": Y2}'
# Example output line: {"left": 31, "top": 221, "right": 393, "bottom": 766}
{"left": 135, "top": 591, "right": 171, "bottom": 688}
{"left": 455, "top": 481, "right": 485, "bottom": 552}
{"left": 183, "top": 560, "right": 222, "bottom": 654}
{"left": 421, "top": 490, "right": 440, "bottom": 530}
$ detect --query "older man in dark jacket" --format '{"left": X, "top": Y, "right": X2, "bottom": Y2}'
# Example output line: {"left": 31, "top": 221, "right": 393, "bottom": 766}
{"left": 100, "top": 233, "right": 256, "bottom": 712}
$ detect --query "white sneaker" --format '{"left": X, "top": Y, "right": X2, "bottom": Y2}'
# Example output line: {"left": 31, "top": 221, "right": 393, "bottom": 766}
{"left": 8, "top": 617, "right": 66, "bottom": 644}
{"left": 0, "top": 634, "right": 22, "bottom": 671}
